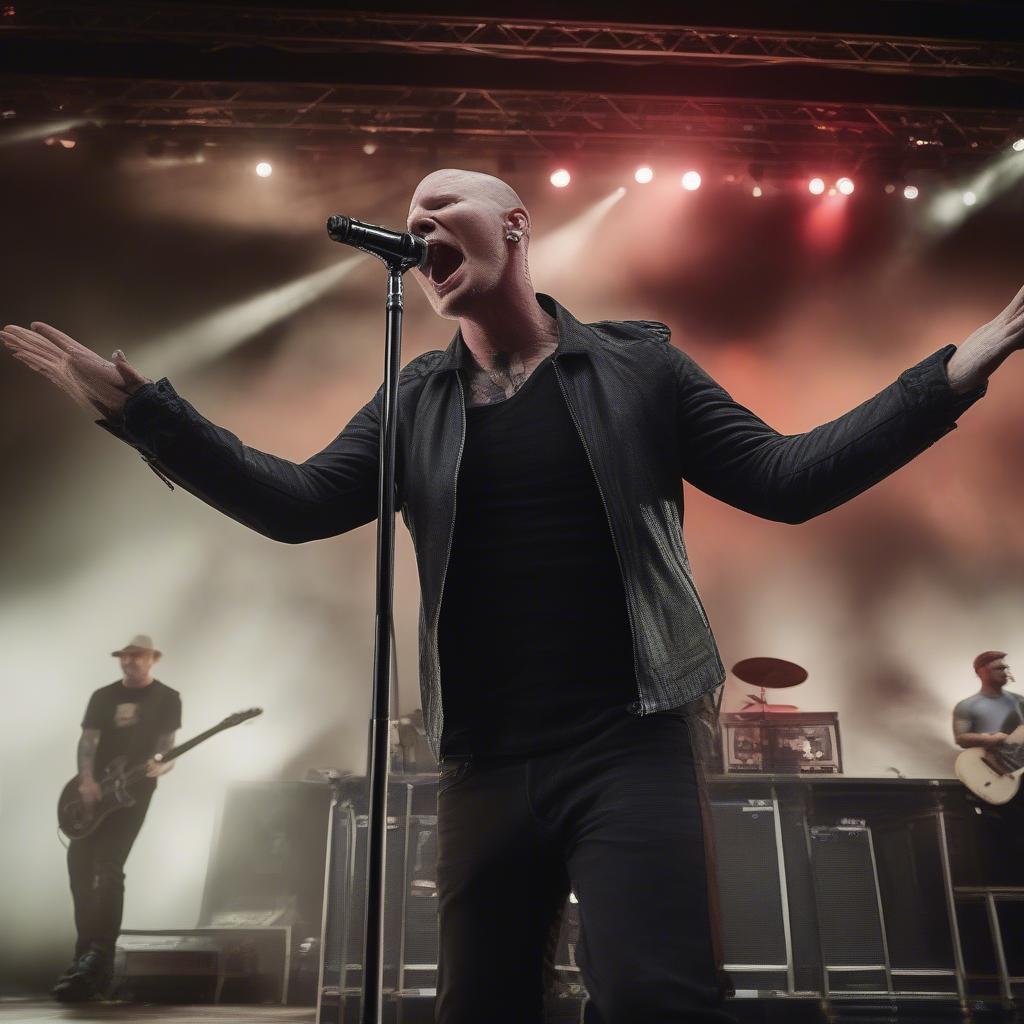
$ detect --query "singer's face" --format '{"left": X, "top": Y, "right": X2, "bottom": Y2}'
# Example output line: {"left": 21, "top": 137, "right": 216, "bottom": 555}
{"left": 407, "top": 170, "right": 525, "bottom": 318}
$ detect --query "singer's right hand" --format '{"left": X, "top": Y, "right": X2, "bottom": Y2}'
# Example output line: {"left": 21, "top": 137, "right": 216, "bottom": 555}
{"left": 1, "top": 322, "right": 150, "bottom": 419}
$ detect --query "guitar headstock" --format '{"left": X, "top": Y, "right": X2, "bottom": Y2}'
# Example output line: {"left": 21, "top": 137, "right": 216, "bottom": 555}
{"left": 222, "top": 707, "right": 263, "bottom": 728}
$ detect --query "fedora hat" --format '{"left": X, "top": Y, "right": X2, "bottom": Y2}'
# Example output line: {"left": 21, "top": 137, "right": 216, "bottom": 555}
{"left": 111, "top": 634, "right": 162, "bottom": 658}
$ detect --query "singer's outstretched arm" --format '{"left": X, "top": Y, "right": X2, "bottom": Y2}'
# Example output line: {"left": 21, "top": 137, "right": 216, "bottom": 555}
{"left": 1, "top": 322, "right": 381, "bottom": 542}
{"left": 671, "top": 282, "right": 1024, "bottom": 523}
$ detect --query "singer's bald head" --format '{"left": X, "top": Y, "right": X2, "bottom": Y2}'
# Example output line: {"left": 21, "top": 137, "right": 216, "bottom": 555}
{"left": 409, "top": 168, "right": 527, "bottom": 223}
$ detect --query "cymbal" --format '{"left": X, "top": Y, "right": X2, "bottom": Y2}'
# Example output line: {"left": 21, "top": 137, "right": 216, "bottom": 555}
{"left": 731, "top": 657, "right": 808, "bottom": 689}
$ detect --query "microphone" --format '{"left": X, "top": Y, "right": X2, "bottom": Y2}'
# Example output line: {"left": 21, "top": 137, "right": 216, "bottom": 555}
{"left": 326, "top": 215, "right": 428, "bottom": 269}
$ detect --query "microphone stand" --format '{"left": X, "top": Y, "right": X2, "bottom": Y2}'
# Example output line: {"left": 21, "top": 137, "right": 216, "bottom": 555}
{"left": 359, "top": 255, "right": 419, "bottom": 1024}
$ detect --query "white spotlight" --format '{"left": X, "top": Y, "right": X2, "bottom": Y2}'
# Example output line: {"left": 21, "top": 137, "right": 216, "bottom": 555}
{"left": 963, "top": 190, "right": 977, "bottom": 206}
{"left": 550, "top": 168, "right": 571, "bottom": 188}
{"left": 362, "top": 141, "right": 378, "bottom": 156}
{"left": 836, "top": 176, "right": 855, "bottom": 195}
{"left": 1013, "top": 139, "right": 1024, "bottom": 152}
{"left": 681, "top": 170, "right": 701, "bottom": 191}
{"left": 903, "top": 184, "right": 919, "bottom": 200}
{"left": 255, "top": 161, "right": 273, "bottom": 178}
{"left": 751, "top": 185, "right": 763, "bottom": 198}
{"left": 634, "top": 166, "right": 654, "bottom": 184}
{"left": 808, "top": 177, "right": 826, "bottom": 195}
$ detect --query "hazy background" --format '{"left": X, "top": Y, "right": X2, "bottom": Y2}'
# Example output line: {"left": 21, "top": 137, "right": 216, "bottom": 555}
{"left": 2, "top": 138, "right": 1023, "bottom": 989}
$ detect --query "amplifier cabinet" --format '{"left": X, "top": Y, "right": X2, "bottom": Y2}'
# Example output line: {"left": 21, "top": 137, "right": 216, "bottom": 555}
{"left": 709, "top": 795, "right": 793, "bottom": 993}
{"left": 809, "top": 825, "right": 890, "bottom": 994}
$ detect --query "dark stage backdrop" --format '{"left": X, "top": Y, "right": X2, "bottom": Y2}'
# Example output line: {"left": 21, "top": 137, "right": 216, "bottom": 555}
{"left": 1, "top": 141, "right": 1023, "bottom": 990}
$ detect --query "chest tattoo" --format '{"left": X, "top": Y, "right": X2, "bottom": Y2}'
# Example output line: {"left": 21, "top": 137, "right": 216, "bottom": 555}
{"left": 464, "top": 348, "right": 554, "bottom": 408}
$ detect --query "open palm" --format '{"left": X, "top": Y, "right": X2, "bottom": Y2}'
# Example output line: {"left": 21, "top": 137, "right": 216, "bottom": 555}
{"left": 1, "top": 322, "right": 149, "bottom": 418}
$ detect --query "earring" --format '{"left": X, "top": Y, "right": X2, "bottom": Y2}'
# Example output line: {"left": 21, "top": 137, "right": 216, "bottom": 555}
{"left": 505, "top": 229, "right": 523, "bottom": 243}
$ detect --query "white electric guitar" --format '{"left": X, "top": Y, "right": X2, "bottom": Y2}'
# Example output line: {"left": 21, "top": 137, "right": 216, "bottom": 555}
{"left": 955, "top": 724, "right": 1024, "bottom": 804}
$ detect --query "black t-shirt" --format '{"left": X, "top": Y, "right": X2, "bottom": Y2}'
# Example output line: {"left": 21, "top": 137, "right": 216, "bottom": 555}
{"left": 82, "top": 680, "right": 182, "bottom": 787}
{"left": 438, "top": 359, "right": 637, "bottom": 757}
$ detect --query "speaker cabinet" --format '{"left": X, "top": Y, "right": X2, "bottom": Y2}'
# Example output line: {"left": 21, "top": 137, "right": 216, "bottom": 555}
{"left": 809, "top": 826, "right": 889, "bottom": 994}
{"left": 710, "top": 796, "right": 792, "bottom": 992}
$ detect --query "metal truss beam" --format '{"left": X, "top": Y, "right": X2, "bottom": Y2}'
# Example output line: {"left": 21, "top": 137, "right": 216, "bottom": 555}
{"left": 4, "top": 4, "right": 1024, "bottom": 77}
{"left": 3, "top": 74, "right": 1016, "bottom": 168}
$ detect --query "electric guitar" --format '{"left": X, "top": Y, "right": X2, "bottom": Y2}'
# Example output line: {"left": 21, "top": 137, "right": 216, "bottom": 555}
{"left": 955, "top": 724, "right": 1024, "bottom": 805}
{"left": 58, "top": 708, "right": 262, "bottom": 840}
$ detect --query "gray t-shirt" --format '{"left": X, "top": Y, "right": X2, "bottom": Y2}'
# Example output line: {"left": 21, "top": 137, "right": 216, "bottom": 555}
{"left": 952, "top": 690, "right": 1024, "bottom": 740}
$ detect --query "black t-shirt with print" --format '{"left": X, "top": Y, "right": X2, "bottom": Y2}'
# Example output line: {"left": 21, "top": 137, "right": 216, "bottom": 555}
{"left": 82, "top": 680, "right": 182, "bottom": 788}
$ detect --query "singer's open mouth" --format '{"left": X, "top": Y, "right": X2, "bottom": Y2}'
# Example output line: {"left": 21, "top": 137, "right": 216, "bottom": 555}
{"left": 428, "top": 243, "right": 465, "bottom": 287}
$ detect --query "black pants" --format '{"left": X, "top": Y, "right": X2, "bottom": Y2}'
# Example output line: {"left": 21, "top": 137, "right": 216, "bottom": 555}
{"left": 67, "top": 789, "right": 152, "bottom": 959}
{"left": 435, "top": 710, "right": 735, "bottom": 1023}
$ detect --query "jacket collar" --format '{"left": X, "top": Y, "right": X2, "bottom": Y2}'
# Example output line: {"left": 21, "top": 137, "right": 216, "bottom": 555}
{"left": 437, "top": 293, "right": 593, "bottom": 373}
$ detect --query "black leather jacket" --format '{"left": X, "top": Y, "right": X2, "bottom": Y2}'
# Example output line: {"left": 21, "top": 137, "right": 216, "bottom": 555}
{"left": 101, "top": 294, "right": 984, "bottom": 755}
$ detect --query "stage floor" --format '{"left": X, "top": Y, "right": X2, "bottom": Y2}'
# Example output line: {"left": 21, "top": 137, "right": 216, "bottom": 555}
{"left": 0, "top": 1003, "right": 313, "bottom": 1023}
{"left": 3, "top": 998, "right": 1023, "bottom": 1024}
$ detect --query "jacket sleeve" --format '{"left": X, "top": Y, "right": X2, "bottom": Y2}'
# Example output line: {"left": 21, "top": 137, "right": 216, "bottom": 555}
{"left": 96, "top": 377, "right": 381, "bottom": 543}
{"left": 672, "top": 345, "right": 986, "bottom": 524}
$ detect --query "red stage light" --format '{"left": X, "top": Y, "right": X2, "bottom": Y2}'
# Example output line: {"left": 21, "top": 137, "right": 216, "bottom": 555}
{"left": 837, "top": 177, "right": 855, "bottom": 196}
{"left": 808, "top": 177, "right": 826, "bottom": 195}
{"left": 634, "top": 166, "right": 654, "bottom": 184}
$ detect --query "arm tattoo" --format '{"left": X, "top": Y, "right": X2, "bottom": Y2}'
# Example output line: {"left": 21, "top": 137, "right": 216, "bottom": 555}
{"left": 155, "top": 731, "right": 177, "bottom": 756}
{"left": 77, "top": 729, "right": 100, "bottom": 778}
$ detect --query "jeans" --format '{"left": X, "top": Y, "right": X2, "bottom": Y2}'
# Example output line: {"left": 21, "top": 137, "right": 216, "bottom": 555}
{"left": 66, "top": 789, "right": 152, "bottom": 960}
{"left": 435, "top": 710, "right": 735, "bottom": 1023}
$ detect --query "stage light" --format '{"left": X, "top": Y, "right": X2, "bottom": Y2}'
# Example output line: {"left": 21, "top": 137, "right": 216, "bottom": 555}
{"left": 1014, "top": 139, "right": 1024, "bottom": 152}
{"left": 550, "top": 168, "right": 571, "bottom": 188}
{"left": 752, "top": 185, "right": 763, "bottom": 198}
{"left": 634, "top": 166, "right": 654, "bottom": 184}
{"left": 884, "top": 183, "right": 897, "bottom": 194}
{"left": 255, "top": 161, "right": 272, "bottom": 178}
{"left": 963, "top": 191, "right": 977, "bottom": 206}
{"left": 681, "top": 170, "right": 701, "bottom": 191}
{"left": 362, "top": 141, "right": 378, "bottom": 156}
{"left": 58, "top": 138, "right": 76, "bottom": 149}
{"left": 903, "top": 185, "right": 919, "bottom": 200}
{"left": 808, "top": 177, "right": 826, "bottom": 195}
{"left": 836, "top": 177, "right": 855, "bottom": 195}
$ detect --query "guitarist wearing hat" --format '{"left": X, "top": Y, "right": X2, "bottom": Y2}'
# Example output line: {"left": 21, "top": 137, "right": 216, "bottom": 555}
{"left": 54, "top": 634, "right": 181, "bottom": 1002}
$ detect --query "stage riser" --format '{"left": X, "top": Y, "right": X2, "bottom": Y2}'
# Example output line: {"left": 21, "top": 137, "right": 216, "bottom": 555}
{"left": 318, "top": 776, "right": 1007, "bottom": 1011}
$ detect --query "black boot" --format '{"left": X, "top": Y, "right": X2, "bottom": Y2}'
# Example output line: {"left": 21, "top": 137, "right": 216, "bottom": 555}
{"left": 52, "top": 945, "right": 112, "bottom": 1002}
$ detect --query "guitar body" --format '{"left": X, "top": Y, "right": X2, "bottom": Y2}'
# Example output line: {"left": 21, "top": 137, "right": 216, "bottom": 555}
{"left": 56, "top": 708, "right": 262, "bottom": 842}
{"left": 58, "top": 755, "right": 140, "bottom": 841}
{"left": 956, "top": 746, "right": 1024, "bottom": 805}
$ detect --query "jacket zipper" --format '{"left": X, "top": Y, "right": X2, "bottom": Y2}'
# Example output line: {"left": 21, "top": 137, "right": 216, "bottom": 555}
{"left": 552, "top": 360, "right": 645, "bottom": 714}
{"left": 432, "top": 374, "right": 468, "bottom": 735}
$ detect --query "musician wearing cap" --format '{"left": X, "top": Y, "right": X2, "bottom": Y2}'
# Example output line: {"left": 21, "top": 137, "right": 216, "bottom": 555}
{"left": 54, "top": 635, "right": 181, "bottom": 1002}
{"left": 4, "top": 168, "right": 1022, "bottom": 1022}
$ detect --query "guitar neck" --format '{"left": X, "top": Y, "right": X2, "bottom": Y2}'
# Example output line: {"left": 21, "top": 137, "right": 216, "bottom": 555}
{"left": 161, "top": 721, "right": 235, "bottom": 763}
{"left": 118, "top": 715, "right": 255, "bottom": 786}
